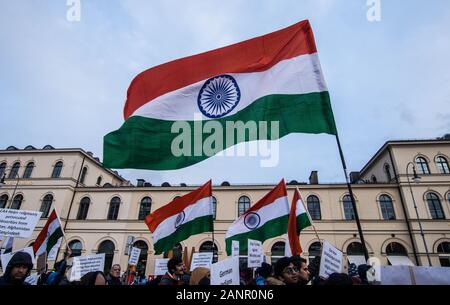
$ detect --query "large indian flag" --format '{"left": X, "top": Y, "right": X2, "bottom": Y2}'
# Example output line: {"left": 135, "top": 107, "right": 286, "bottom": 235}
{"left": 145, "top": 180, "right": 213, "bottom": 255}
{"left": 103, "top": 20, "right": 337, "bottom": 170}
{"left": 225, "top": 180, "right": 289, "bottom": 255}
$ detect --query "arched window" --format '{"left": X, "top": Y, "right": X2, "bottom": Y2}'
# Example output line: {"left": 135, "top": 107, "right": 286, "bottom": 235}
{"left": 437, "top": 242, "right": 450, "bottom": 267}
{"left": 435, "top": 156, "right": 450, "bottom": 174}
{"left": 138, "top": 197, "right": 152, "bottom": 220}
{"left": 9, "top": 162, "right": 20, "bottom": 179}
{"left": 415, "top": 157, "right": 430, "bottom": 174}
{"left": 384, "top": 163, "right": 392, "bottom": 182}
{"left": 271, "top": 241, "right": 286, "bottom": 265}
{"left": 307, "top": 195, "right": 321, "bottom": 220}
{"left": 80, "top": 167, "right": 88, "bottom": 184}
{"left": 346, "top": 242, "right": 364, "bottom": 255}
{"left": 77, "top": 197, "right": 90, "bottom": 220}
{"left": 40, "top": 194, "right": 53, "bottom": 218}
{"left": 98, "top": 240, "right": 115, "bottom": 273}
{"left": 107, "top": 197, "right": 121, "bottom": 220}
{"left": 133, "top": 240, "right": 149, "bottom": 274}
{"left": 163, "top": 243, "right": 182, "bottom": 259}
{"left": 212, "top": 196, "right": 217, "bottom": 220}
{"left": 386, "top": 242, "right": 407, "bottom": 256}
{"left": 96, "top": 176, "right": 102, "bottom": 186}
{"left": 0, "top": 162, "right": 6, "bottom": 178}
{"left": 0, "top": 194, "right": 8, "bottom": 209}
{"left": 23, "top": 162, "right": 35, "bottom": 179}
{"left": 308, "top": 242, "right": 322, "bottom": 260}
{"left": 426, "top": 193, "right": 445, "bottom": 219}
{"left": 11, "top": 194, "right": 23, "bottom": 210}
{"left": 51, "top": 161, "right": 63, "bottom": 178}
{"left": 68, "top": 240, "right": 83, "bottom": 257}
{"left": 199, "top": 241, "right": 218, "bottom": 263}
{"left": 238, "top": 196, "right": 251, "bottom": 217}
{"left": 379, "top": 195, "right": 396, "bottom": 220}
{"left": 342, "top": 195, "right": 355, "bottom": 220}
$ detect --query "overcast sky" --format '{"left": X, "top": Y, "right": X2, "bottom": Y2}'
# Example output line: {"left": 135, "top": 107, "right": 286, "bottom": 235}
{"left": 1, "top": 0, "right": 449, "bottom": 186}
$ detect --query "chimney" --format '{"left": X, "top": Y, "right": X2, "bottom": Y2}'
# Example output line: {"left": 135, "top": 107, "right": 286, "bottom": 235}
{"left": 350, "top": 172, "right": 360, "bottom": 184}
{"left": 309, "top": 171, "right": 318, "bottom": 185}
{"left": 137, "top": 179, "right": 145, "bottom": 187}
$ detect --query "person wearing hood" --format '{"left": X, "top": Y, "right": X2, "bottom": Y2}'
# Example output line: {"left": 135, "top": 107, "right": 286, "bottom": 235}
{"left": 0, "top": 251, "right": 34, "bottom": 285}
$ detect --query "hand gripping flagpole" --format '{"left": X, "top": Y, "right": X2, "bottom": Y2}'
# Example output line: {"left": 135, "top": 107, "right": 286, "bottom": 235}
{"left": 335, "top": 135, "right": 370, "bottom": 262}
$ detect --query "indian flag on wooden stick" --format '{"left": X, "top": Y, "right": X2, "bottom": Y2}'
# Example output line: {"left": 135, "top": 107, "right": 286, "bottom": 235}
{"left": 225, "top": 179, "right": 289, "bottom": 255}
{"left": 145, "top": 180, "right": 213, "bottom": 255}
{"left": 103, "top": 19, "right": 337, "bottom": 170}
{"left": 285, "top": 188, "right": 312, "bottom": 256}
{"left": 33, "top": 210, "right": 64, "bottom": 257}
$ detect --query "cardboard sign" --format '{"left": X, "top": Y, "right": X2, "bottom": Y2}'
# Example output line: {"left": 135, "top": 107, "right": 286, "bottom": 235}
{"left": 154, "top": 258, "right": 169, "bottom": 276}
{"left": 211, "top": 256, "right": 240, "bottom": 285}
{"left": 1, "top": 247, "right": 36, "bottom": 271}
{"left": 190, "top": 252, "right": 213, "bottom": 271}
{"left": 319, "top": 240, "right": 343, "bottom": 279}
{"left": 247, "top": 239, "right": 263, "bottom": 268}
{"left": 128, "top": 247, "right": 141, "bottom": 266}
{"left": 70, "top": 253, "right": 105, "bottom": 281}
{"left": 231, "top": 240, "right": 239, "bottom": 257}
{"left": 0, "top": 209, "right": 42, "bottom": 238}
{"left": 37, "top": 253, "right": 47, "bottom": 274}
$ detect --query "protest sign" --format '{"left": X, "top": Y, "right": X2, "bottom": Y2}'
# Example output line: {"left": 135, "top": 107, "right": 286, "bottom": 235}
{"left": 190, "top": 252, "right": 213, "bottom": 271}
{"left": 154, "top": 258, "right": 169, "bottom": 276}
{"left": 70, "top": 253, "right": 105, "bottom": 281}
{"left": 231, "top": 240, "right": 239, "bottom": 257}
{"left": 319, "top": 240, "right": 343, "bottom": 279}
{"left": 247, "top": 239, "right": 263, "bottom": 268}
{"left": 128, "top": 247, "right": 141, "bottom": 266}
{"left": 211, "top": 256, "right": 240, "bottom": 285}
{"left": 0, "top": 209, "right": 42, "bottom": 238}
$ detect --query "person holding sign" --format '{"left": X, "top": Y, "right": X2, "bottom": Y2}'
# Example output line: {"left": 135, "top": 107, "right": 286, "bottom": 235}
{"left": 0, "top": 251, "right": 33, "bottom": 285}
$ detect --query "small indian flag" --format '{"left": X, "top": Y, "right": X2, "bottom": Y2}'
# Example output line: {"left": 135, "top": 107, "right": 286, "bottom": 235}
{"left": 225, "top": 180, "right": 290, "bottom": 255}
{"left": 145, "top": 180, "right": 213, "bottom": 255}
{"left": 33, "top": 210, "right": 64, "bottom": 257}
{"left": 103, "top": 19, "right": 336, "bottom": 170}
{"left": 285, "top": 188, "right": 312, "bottom": 256}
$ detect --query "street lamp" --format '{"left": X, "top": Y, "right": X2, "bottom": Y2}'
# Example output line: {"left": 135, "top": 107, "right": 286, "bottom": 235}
{"left": 406, "top": 162, "right": 432, "bottom": 266}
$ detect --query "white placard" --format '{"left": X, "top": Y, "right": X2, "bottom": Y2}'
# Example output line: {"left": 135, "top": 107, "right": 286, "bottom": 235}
{"left": 211, "top": 256, "right": 240, "bottom": 285}
{"left": 247, "top": 239, "right": 263, "bottom": 268}
{"left": 47, "top": 237, "right": 62, "bottom": 261}
{"left": 1, "top": 246, "right": 36, "bottom": 270}
{"left": 70, "top": 253, "right": 105, "bottom": 281}
{"left": 190, "top": 252, "right": 213, "bottom": 271}
{"left": 0, "top": 209, "right": 42, "bottom": 238}
{"left": 231, "top": 240, "right": 239, "bottom": 257}
{"left": 128, "top": 247, "right": 141, "bottom": 266}
{"left": 319, "top": 240, "right": 343, "bottom": 279}
{"left": 154, "top": 258, "right": 169, "bottom": 276}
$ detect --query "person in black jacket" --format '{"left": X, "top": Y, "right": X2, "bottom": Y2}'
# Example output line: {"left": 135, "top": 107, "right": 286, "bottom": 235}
{"left": 0, "top": 251, "right": 33, "bottom": 285}
{"left": 105, "top": 264, "right": 122, "bottom": 285}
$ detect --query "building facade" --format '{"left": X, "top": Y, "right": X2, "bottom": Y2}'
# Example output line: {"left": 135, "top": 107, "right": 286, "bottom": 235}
{"left": 0, "top": 139, "right": 449, "bottom": 275}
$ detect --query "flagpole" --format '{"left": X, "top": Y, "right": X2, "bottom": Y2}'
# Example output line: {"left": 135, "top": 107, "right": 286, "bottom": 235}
{"left": 335, "top": 135, "right": 369, "bottom": 262}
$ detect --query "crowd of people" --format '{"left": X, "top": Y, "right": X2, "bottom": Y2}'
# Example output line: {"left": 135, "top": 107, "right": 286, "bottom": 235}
{"left": 0, "top": 251, "right": 374, "bottom": 286}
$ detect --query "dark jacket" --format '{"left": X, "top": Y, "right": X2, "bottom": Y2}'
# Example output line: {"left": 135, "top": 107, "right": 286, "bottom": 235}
{"left": 0, "top": 252, "right": 33, "bottom": 285}
{"left": 158, "top": 273, "right": 182, "bottom": 285}
{"left": 105, "top": 273, "right": 122, "bottom": 285}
